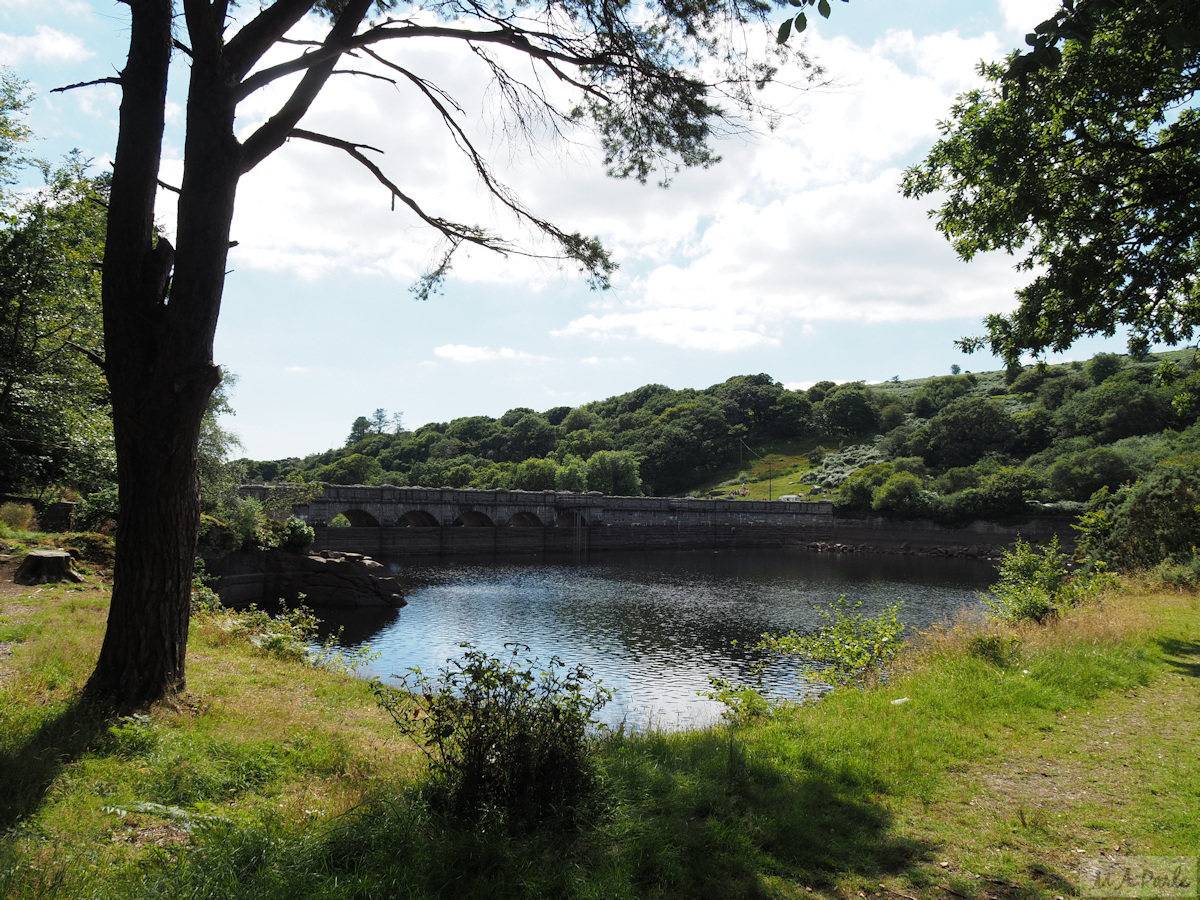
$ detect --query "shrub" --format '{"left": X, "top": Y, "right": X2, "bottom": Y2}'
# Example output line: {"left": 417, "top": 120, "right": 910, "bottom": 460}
{"left": 0, "top": 502, "right": 37, "bottom": 532}
{"left": 983, "top": 536, "right": 1112, "bottom": 624}
{"left": 872, "top": 472, "right": 929, "bottom": 517}
{"left": 977, "top": 466, "right": 1044, "bottom": 515}
{"left": 328, "top": 513, "right": 351, "bottom": 528}
{"left": 836, "top": 462, "right": 893, "bottom": 510}
{"left": 281, "top": 515, "right": 315, "bottom": 552}
{"left": 1075, "top": 455, "right": 1200, "bottom": 571}
{"left": 75, "top": 484, "right": 120, "bottom": 532}
{"left": 1048, "top": 447, "right": 1134, "bottom": 501}
{"left": 374, "top": 643, "right": 611, "bottom": 823}
{"left": 753, "top": 596, "right": 907, "bottom": 690}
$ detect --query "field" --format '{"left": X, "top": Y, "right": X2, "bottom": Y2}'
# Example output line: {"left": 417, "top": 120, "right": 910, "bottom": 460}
{"left": 1, "top": 539, "right": 1197, "bottom": 898}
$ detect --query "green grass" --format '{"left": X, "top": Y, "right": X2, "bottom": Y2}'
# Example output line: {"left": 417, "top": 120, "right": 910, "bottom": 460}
{"left": 1, "top": 560, "right": 1197, "bottom": 899}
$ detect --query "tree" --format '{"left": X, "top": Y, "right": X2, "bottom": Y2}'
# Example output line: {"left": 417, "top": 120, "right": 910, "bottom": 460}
{"left": 0, "top": 132, "right": 113, "bottom": 495}
{"left": 585, "top": 450, "right": 642, "bottom": 496}
{"left": 79, "top": 0, "right": 808, "bottom": 707}
{"left": 902, "top": 0, "right": 1200, "bottom": 363}
{"left": 819, "top": 383, "right": 879, "bottom": 438}
{"left": 916, "top": 397, "right": 1014, "bottom": 469}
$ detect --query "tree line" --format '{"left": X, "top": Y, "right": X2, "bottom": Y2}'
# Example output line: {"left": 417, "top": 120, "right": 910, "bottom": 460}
{"left": 243, "top": 374, "right": 884, "bottom": 496}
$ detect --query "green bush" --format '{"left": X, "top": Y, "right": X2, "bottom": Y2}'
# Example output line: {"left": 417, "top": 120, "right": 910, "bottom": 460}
{"left": 328, "top": 513, "right": 351, "bottom": 528}
{"left": 983, "top": 536, "right": 1112, "bottom": 624}
{"left": 753, "top": 596, "right": 907, "bottom": 690}
{"left": 374, "top": 643, "right": 612, "bottom": 824}
{"left": 872, "top": 472, "right": 929, "bottom": 517}
{"left": 281, "top": 515, "right": 315, "bottom": 551}
{"left": 75, "top": 484, "right": 120, "bottom": 531}
{"left": 1075, "top": 455, "right": 1200, "bottom": 571}
{"left": 965, "top": 634, "right": 1022, "bottom": 667}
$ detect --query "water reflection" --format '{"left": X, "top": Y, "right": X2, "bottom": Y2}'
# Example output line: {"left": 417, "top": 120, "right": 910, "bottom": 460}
{"left": 322, "top": 549, "right": 996, "bottom": 730}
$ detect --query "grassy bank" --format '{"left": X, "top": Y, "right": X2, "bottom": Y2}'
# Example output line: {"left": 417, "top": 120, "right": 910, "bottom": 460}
{"left": 0, "top": 549, "right": 1196, "bottom": 898}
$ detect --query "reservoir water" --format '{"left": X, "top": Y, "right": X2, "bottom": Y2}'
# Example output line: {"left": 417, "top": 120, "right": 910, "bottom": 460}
{"left": 318, "top": 549, "right": 997, "bottom": 730}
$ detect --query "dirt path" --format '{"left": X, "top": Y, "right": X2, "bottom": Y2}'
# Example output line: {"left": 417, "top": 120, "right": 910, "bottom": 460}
{"left": 898, "top": 641, "right": 1200, "bottom": 899}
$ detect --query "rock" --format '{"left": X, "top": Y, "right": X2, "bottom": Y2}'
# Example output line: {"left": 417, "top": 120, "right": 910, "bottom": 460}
{"left": 15, "top": 550, "right": 85, "bottom": 585}
{"left": 211, "top": 549, "right": 406, "bottom": 609}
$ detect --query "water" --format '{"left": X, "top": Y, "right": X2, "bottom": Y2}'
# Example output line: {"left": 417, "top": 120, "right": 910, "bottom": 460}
{"left": 318, "top": 549, "right": 996, "bottom": 730}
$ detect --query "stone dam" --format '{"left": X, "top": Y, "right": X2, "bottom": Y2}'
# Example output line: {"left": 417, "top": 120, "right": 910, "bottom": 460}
{"left": 242, "top": 484, "right": 1074, "bottom": 559}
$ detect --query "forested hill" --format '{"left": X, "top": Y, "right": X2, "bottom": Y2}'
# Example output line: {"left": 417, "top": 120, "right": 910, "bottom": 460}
{"left": 243, "top": 349, "right": 1200, "bottom": 513}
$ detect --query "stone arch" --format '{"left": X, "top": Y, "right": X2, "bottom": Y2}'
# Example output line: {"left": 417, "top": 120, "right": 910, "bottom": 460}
{"left": 338, "top": 508, "right": 380, "bottom": 527}
{"left": 507, "top": 511, "right": 544, "bottom": 527}
{"left": 396, "top": 509, "right": 439, "bottom": 527}
{"left": 452, "top": 510, "right": 495, "bottom": 527}
{"left": 554, "top": 510, "right": 589, "bottom": 527}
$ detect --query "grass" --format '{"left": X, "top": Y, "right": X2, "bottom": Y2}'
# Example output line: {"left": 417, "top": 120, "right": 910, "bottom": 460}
{"left": 1, "top": 549, "right": 1197, "bottom": 898}
{"left": 695, "top": 437, "right": 833, "bottom": 501}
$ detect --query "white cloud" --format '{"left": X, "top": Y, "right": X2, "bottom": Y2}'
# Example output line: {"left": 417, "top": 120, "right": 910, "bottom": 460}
{"left": 0, "top": 25, "right": 91, "bottom": 64}
{"left": 998, "top": 0, "right": 1061, "bottom": 32}
{"left": 433, "top": 344, "right": 553, "bottom": 363}
{"left": 0, "top": 0, "right": 90, "bottom": 12}
{"left": 192, "top": 9, "right": 1027, "bottom": 354}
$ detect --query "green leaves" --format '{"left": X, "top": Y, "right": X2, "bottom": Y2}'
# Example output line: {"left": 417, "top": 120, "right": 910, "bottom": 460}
{"left": 904, "top": 0, "right": 1200, "bottom": 363}
{"left": 776, "top": 0, "right": 844, "bottom": 44}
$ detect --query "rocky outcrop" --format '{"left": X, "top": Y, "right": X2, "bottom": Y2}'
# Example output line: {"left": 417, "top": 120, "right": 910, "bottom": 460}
{"left": 213, "top": 549, "right": 406, "bottom": 609}
{"left": 798, "top": 540, "right": 1003, "bottom": 560}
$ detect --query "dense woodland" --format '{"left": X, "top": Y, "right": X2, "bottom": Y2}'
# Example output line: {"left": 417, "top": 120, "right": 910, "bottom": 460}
{"left": 242, "top": 348, "right": 1200, "bottom": 524}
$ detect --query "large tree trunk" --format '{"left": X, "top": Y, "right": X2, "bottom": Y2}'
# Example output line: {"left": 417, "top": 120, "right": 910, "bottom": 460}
{"left": 86, "top": 0, "right": 235, "bottom": 710}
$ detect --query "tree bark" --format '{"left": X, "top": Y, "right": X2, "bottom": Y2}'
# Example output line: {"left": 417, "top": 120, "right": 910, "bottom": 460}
{"left": 86, "top": 0, "right": 231, "bottom": 709}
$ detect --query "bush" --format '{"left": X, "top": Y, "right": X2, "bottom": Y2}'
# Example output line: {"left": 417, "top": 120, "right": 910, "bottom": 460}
{"left": 374, "top": 643, "right": 611, "bottom": 823}
{"left": 835, "top": 462, "right": 893, "bottom": 510}
{"left": 281, "top": 515, "right": 315, "bottom": 552}
{"left": 872, "top": 472, "right": 929, "bottom": 517}
{"left": 983, "top": 536, "right": 1112, "bottom": 624}
{"left": 0, "top": 502, "right": 37, "bottom": 531}
{"left": 1075, "top": 455, "right": 1200, "bottom": 571}
{"left": 966, "top": 634, "right": 1022, "bottom": 667}
{"left": 1048, "top": 447, "right": 1134, "bottom": 501}
{"left": 328, "top": 513, "right": 351, "bottom": 528}
{"left": 75, "top": 484, "right": 119, "bottom": 531}
{"left": 753, "top": 596, "right": 907, "bottom": 690}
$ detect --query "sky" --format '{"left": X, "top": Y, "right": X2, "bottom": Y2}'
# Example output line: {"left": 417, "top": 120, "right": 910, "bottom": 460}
{"left": 1, "top": 0, "right": 1136, "bottom": 459}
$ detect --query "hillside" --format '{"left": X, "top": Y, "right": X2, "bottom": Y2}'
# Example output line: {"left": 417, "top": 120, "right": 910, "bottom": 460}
{"left": 244, "top": 349, "right": 1200, "bottom": 521}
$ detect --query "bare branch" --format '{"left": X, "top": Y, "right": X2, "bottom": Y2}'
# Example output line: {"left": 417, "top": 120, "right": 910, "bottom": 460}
{"left": 51, "top": 77, "right": 121, "bottom": 94}
{"left": 157, "top": 178, "right": 181, "bottom": 195}
{"left": 332, "top": 68, "right": 397, "bottom": 86}
{"left": 225, "top": 0, "right": 318, "bottom": 80}
{"left": 240, "top": 0, "right": 376, "bottom": 171}
{"left": 173, "top": 39, "right": 193, "bottom": 57}
{"left": 236, "top": 22, "right": 607, "bottom": 101}
{"left": 64, "top": 339, "right": 107, "bottom": 373}
{"left": 287, "top": 128, "right": 507, "bottom": 252}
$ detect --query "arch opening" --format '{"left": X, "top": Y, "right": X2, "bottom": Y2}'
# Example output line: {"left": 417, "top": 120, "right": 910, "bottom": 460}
{"left": 452, "top": 510, "right": 495, "bottom": 527}
{"left": 507, "top": 511, "right": 545, "bottom": 527}
{"left": 396, "top": 510, "right": 439, "bottom": 527}
{"left": 338, "top": 508, "right": 380, "bottom": 527}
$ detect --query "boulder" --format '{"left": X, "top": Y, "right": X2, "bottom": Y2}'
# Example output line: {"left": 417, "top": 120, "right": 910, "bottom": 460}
{"left": 212, "top": 549, "right": 406, "bottom": 609}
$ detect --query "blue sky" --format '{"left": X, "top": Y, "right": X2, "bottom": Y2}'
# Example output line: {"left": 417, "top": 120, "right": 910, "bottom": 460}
{"left": 2, "top": 0, "right": 1133, "bottom": 459}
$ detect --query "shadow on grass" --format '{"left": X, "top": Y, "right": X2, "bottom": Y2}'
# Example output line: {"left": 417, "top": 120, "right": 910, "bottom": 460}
{"left": 1156, "top": 637, "right": 1200, "bottom": 679}
{"left": 132, "top": 726, "right": 937, "bottom": 899}
{"left": 0, "top": 694, "right": 115, "bottom": 833}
